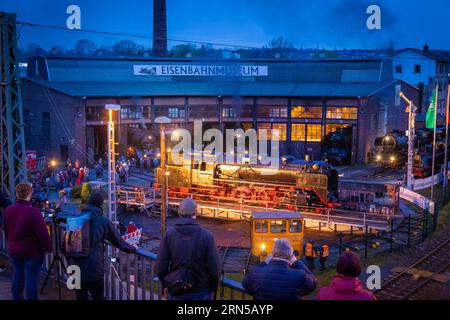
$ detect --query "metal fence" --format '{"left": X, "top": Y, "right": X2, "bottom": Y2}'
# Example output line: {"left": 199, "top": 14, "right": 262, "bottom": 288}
{"left": 0, "top": 227, "right": 248, "bottom": 300}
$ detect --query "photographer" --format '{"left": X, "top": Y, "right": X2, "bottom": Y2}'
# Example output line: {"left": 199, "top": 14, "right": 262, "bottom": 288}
{"left": 70, "top": 191, "right": 136, "bottom": 300}
{"left": 3, "top": 183, "right": 52, "bottom": 300}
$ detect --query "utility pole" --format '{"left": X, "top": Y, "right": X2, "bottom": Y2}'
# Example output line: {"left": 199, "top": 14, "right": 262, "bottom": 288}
{"left": 443, "top": 85, "right": 450, "bottom": 194}
{"left": 155, "top": 116, "right": 171, "bottom": 239}
{"left": 105, "top": 104, "right": 120, "bottom": 224}
{"left": 0, "top": 13, "right": 28, "bottom": 200}
{"left": 400, "top": 92, "right": 416, "bottom": 190}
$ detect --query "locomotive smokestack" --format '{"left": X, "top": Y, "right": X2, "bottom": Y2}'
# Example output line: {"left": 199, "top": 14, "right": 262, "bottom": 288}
{"left": 153, "top": 0, "right": 167, "bottom": 57}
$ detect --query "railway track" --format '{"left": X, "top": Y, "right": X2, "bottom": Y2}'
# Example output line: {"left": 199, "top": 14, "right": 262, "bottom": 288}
{"left": 218, "top": 246, "right": 253, "bottom": 274}
{"left": 375, "top": 236, "right": 450, "bottom": 300}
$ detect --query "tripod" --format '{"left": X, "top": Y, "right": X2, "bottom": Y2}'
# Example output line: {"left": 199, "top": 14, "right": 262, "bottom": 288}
{"left": 40, "top": 219, "right": 67, "bottom": 300}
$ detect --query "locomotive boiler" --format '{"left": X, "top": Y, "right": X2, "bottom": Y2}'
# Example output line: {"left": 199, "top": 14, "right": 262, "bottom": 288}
{"left": 155, "top": 156, "right": 339, "bottom": 210}
{"left": 322, "top": 127, "right": 352, "bottom": 165}
{"left": 369, "top": 131, "right": 408, "bottom": 167}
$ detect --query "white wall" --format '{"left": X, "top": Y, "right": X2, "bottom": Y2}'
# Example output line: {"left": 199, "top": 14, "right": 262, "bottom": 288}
{"left": 391, "top": 50, "right": 436, "bottom": 86}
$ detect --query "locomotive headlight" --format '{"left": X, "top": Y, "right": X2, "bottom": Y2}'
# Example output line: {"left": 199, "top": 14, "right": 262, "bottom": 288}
{"left": 260, "top": 243, "right": 266, "bottom": 251}
{"left": 376, "top": 155, "right": 381, "bottom": 161}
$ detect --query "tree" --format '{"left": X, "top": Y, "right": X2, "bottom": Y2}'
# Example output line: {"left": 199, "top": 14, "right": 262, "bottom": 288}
{"left": 267, "top": 37, "right": 293, "bottom": 51}
{"left": 113, "top": 40, "right": 144, "bottom": 57}
{"left": 171, "top": 44, "right": 197, "bottom": 57}
{"left": 73, "top": 39, "right": 97, "bottom": 56}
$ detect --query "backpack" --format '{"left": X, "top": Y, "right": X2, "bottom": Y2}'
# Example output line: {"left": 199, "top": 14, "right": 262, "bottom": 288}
{"left": 64, "top": 212, "right": 92, "bottom": 258}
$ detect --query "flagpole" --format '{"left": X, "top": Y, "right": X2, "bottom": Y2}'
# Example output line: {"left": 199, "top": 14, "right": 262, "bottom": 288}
{"left": 430, "top": 84, "right": 439, "bottom": 202}
{"left": 444, "top": 84, "right": 450, "bottom": 192}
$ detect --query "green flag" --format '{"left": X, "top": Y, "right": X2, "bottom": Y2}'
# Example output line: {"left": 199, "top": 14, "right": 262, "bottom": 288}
{"left": 426, "top": 89, "right": 437, "bottom": 129}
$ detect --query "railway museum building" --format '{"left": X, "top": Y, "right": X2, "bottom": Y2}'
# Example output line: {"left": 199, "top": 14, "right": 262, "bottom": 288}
{"left": 22, "top": 56, "right": 420, "bottom": 164}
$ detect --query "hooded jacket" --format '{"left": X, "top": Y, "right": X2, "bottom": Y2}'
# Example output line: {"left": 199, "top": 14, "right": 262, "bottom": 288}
{"left": 70, "top": 205, "right": 136, "bottom": 281}
{"left": 316, "top": 275, "right": 376, "bottom": 300}
{"left": 242, "top": 259, "right": 317, "bottom": 300}
{"left": 155, "top": 217, "right": 221, "bottom": 294}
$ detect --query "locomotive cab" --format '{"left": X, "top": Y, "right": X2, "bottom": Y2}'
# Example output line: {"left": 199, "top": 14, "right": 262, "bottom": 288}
{"left": 251, "top": 211, "right": 304, "bottom": 260}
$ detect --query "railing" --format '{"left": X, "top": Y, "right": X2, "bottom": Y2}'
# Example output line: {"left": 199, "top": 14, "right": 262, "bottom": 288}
{"left": 104, "top": 247, "right": 247, "bottom": 300}
{"left": 0, "top": 228, "right": 248, "bottom": 300}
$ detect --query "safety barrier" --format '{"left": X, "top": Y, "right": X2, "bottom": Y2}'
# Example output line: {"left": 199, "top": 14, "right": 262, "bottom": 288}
{"left": 0, "top": 228, "right": 248, "bottom": 300}
{"left": 399, "top": 187, "right": 435, "bottom": 213}
{"left": 412, "top": 173, "right": 443, "bottom": 191}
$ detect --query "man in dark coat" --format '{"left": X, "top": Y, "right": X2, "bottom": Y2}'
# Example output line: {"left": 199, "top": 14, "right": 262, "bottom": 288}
{"left": 242, "top": 239, "right": 317, "bottom": 300}
{"left": 155, "top": 198, "right": 221, "bottom": 300}
{"left": 70, "top": 191, "right": 136, "bottom": 300}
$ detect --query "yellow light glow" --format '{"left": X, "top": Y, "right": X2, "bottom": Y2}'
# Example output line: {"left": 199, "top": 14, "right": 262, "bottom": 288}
{"left": 390, "top": 156, "right": 395, "bottom": 162}
{"left": 157, "top": 153, "right": 161, "bottom": 157}
{"left": 50, "top": 160, "right": 56, "bottom": 167}
{"left": 165, "top": 171, "right": 170, "bottom": 176}
{"left": 376, "top": 155, "right": 381, "bottom": 160}
{"left": 260, "top": 243, "right": 266, "bottom": 250}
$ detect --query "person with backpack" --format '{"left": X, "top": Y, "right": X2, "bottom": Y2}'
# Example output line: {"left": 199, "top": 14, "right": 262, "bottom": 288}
{"left": 317, "top": 243, "right": 330, "bottom": 271}
{"left": 155, "top": 198, "right": 221, "bottom": 300}
{"left": 69, "top": 191, "right": 136, "bottom": 300}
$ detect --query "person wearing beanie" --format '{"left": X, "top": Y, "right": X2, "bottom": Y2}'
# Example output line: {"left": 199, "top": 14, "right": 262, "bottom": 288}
{"left": 70, "top": 191, "right": 136, "bottom": 300}
{"left": 316, "top": 251, "right": 376, "bottom": 300}
{"left": 155, "top": 197, "right": 221, "bottom": 300}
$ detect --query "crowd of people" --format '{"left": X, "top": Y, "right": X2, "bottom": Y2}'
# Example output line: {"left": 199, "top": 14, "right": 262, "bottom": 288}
{"left": 0, "top": 186, "right": 375, "bottom": 301}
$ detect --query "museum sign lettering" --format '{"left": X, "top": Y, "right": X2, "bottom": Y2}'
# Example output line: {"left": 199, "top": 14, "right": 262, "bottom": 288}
{"left": 133, "top": 65, "right": 268, "bottom": 76}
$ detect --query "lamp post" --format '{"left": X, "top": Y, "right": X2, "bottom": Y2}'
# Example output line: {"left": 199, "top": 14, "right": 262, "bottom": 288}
{"left": 105, "top": 103, "right": 121, "bottom": 223}
{"left": 399, "top": 92, "right": 416, "bottom": 190}
{"left": 155, "top": 116, "right": 171, "bottom": 239}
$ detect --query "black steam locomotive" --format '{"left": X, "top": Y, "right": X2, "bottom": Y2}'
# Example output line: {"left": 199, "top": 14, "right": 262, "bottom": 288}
{"left": 156, "top": 155, "right": 339, "bottom": 210}
{"left": 369, "top": 128, "right": 446, "bottom": 177}
{"left": 322, "top": 127, "right": 352, "bottom": 165}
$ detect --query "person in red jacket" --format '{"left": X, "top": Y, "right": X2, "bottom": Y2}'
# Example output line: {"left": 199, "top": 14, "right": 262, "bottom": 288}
{"left": 3, "top": 183, "right": 53, "bottom": 300}
{"left": 316, "top": 251, "right": 376, "bottom": 300}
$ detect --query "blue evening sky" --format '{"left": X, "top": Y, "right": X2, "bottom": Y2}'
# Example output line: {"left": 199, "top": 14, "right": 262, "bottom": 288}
{"left": 1, "top": 0, "right": 449, "bottom": 50}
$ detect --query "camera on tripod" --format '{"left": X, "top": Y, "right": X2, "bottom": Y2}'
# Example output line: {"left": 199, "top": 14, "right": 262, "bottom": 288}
{"left": 41, "top": 201, "right": 65, "bottom": 224}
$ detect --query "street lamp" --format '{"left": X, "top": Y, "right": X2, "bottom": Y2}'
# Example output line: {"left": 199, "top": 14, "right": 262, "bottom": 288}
{"left": 154, "top": 116, "right": 172, "bottom": 239}
{"left": 105, "top": 103, "right": 121, "bottom": 223}
{"left": 399, "top": 92, "right": 416, "bottom": 190}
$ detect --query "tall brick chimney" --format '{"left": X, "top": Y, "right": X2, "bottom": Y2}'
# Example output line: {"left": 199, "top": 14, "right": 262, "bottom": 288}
{"left": 153, "top": 0, "right": 167, "bottom": 57}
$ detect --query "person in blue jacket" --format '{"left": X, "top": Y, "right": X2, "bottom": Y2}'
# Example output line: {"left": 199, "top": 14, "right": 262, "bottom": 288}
{"left": 242, "top": 239, "right": 317, "bottom": 300}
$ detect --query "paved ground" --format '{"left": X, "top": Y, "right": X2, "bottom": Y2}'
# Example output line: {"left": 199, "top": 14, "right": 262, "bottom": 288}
{"left": 0, "top": 255, "right": 73, "bottom": 300}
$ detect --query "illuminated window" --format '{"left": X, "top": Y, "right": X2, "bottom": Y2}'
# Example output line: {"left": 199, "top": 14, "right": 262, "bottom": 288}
{"left": 257, "top": 123, "right": 272, "bottom": 140}
{"left": 270, "top": 220, "right": 286, "bottom": 233}
{"left": 307, "top": 124, "right": 322, "bottom": 142}
{"left": 272, "top": 123, "right": 287, "bottom": 141}
{"left": 289, "top": 220, "right": 303, "bottom": 233}
{"left": 254, "top": 220, "right": 268, "bottom": 233}
{"left": 241, "top": 123, "right": 253, "bottom": 131}
{"left": 168, "top": 107, "right": 185, "bottom": 118}
{"left": 222, "top": 107, "right": 237, "bottom": 118}
{"left": 326, "top": 107, "right": 358, "bottom": 120}
{"left": 291, "top": 124, "right": 306, "bottom": 141}
{"left": 270, "top": 107, "right": 288, "bottom": 118}
{"left": 325, "top": 124, "right": 351, "bottom": 135}
{"left": 291, "top": 106, "right": 323, "bottom": 119}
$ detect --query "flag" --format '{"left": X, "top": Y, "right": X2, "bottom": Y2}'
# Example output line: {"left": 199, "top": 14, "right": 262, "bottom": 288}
{"left": 426, "top": 89, "right": 437, "bottom": 129}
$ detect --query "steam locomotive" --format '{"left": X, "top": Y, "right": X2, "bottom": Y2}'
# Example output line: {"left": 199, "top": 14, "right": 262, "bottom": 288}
{"left": 369, "top": 128, "right": 446, "bottom": 177}
{"left": 322, "top": 127, "right": 352, "bottom": 165}
{"left": 155, "top": 155, "right": 339, "bottom": 210}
